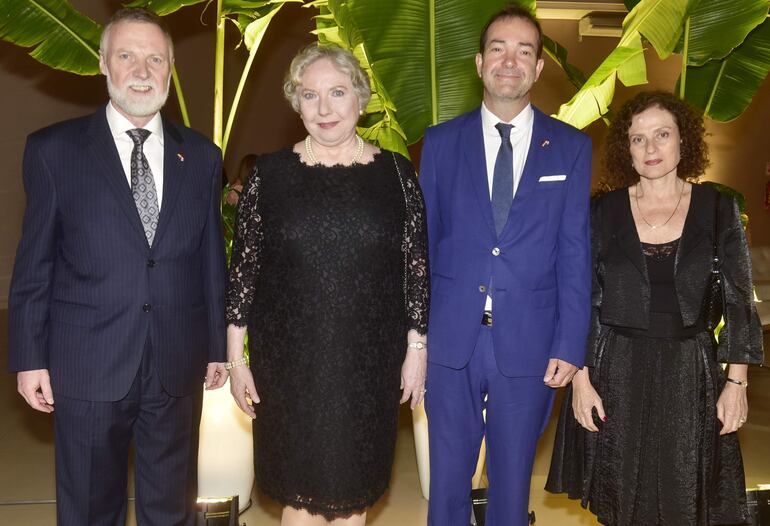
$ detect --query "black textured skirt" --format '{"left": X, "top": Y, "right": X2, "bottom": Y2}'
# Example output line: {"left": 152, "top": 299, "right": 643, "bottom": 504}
{"left": 546, "top": 328, "right": 750, "bottom": 526}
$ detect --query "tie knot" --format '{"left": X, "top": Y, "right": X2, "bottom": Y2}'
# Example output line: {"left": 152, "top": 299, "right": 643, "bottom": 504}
{"left": 495, "top": 122, "right": 513, "bottom": 140}
{"left": 495, "top": 122, "right": 514, "bottom": 140}
{"left": 126, "top": 128, "right": 151, "bottom": 146}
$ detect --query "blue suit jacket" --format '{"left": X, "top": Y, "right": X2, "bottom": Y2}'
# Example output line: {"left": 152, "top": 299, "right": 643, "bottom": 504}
{"left": 8, "top": 109, "right": 227, "bottom": 401}
{"left": 419, "top": 106, "right": 592, "bottom": 376}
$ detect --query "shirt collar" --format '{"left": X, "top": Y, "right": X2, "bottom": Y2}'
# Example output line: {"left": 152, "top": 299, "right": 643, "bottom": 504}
{"left": 480, "top": 102, "right": 533, "bottom": 137}
{"left": 105, "top": 102, "right": 164, "bottom": 146}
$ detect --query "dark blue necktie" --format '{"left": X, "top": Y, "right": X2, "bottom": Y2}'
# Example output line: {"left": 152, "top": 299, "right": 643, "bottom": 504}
{"left": 492, "top": 122, "right": 514, "bottom": 236}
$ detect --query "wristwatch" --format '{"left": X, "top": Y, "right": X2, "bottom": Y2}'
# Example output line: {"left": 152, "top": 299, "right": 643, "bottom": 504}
{"left": 408, "top": 341, "right": 426, "bottom": 350}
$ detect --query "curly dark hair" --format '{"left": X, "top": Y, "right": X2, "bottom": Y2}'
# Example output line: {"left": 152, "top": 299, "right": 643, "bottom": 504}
{"left": 604, "top": 91, "right": 709, "bottom": 188}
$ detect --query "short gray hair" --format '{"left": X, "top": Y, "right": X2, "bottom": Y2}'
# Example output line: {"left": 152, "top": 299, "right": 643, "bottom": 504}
{"left": 283, "top": 44, "right": 371, "bottom": 113}
{"left": 100, "top": 8, "right": 174, "bottom": 59}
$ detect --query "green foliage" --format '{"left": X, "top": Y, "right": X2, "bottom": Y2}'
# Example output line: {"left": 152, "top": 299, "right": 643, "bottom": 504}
{"left": 127, "top": 0, "right": 298, "bottom": 151}
{"left": 555, "top": 0, "right": 700, "bottom": 129}
{"left": 311, "top": 0, "right": 410, "bottom": 157}
{"left": 555, "top": 33, "right": 646, "bottom": 130}
{"left": 0, "top": 0, "right": 101, "bottom": 74}
{"left": 674, "top": 0, "right": 768, "bottom": 65}
{"left": 623, "top": 0, "right": 697, "bottom": 60}
{"left": 542, "top": 35, "right": 588, "bottom": 92}
{"left": 678, "top": 5, "right": 770, "bottom": 121}
{"left": 316, "top": 0, "right": 540, "bottom": 147}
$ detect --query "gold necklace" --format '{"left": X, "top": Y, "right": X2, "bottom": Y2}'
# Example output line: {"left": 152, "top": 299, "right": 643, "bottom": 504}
{"left": 304, "top": 135, "right": 364, "bottom": 166}
{"left": 635, "top": 180, "right": 685, "bottom": 230}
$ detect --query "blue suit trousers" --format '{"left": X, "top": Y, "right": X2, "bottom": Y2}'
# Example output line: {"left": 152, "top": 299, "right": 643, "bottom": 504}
{"left": 426, "top": 325, "right": 554, "bottom": 526}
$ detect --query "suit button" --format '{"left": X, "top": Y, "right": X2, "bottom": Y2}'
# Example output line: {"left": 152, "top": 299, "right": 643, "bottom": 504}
{"left": 142, "top": 304, "right": 152, "bottom": 312}
{"left": 492, "top": 247, "right": 501, "bottom": 256}
{"left": 479, "top": 285, "right": 487, "bottom": 293}
{"left": 147, "top": 259, "right": 156, "bottom": 268}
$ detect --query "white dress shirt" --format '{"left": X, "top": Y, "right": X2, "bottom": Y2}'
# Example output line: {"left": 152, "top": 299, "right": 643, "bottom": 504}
{"left": 480, "top": 101, "right": 534, "bottom": 200}
{"left": 105, "top": 102, "right": 165, "bottom": 208}
{"left": 480, "top": 102, "right": 534, "bottom": 311}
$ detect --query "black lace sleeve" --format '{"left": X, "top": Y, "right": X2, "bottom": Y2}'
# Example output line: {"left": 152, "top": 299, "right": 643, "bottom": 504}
{"left": 225, "top": 165, "right": 263, "bottom": 327}
{"left": 395, "top": 153, "right": 429, "bottom": 335}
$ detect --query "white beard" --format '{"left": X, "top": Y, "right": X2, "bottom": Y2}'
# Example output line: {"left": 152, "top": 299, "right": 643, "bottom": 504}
{"left": 106, "top": 74, "right": 170, "bottom": 118}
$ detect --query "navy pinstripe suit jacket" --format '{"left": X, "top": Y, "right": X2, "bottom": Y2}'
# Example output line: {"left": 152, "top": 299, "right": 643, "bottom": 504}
{"left": 8, "top": 108, "right": 227, "bottom": 401}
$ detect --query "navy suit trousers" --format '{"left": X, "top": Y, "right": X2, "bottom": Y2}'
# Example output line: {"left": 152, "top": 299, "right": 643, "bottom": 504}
{"left": 53, "top": 342, "right": 203, "bottom": 526}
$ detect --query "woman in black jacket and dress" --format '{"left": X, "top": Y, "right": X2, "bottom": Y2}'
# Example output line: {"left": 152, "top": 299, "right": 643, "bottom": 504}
{"left": 547, "top": 91, "right": 763, "bottom": 525}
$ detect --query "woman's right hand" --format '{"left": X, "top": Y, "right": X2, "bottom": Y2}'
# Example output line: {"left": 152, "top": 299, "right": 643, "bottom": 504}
{"left": 226, "top": 324, "right": 258, "bottom": 419}
{"left": 571, "top": 368, "right": 606, "bottom": 432}
{"left": 229, "top": 363, "right": 259, "bottom": 419}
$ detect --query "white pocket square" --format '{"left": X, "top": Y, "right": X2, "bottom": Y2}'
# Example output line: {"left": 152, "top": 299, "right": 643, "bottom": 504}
{"left": 539, "top": 175, "right": 567, "bottom": 182}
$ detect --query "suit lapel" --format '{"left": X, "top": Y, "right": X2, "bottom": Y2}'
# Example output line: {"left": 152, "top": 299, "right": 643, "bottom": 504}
{"left": 510, "top": 107, "right": 549, "bottom": 208}
{"left": 616, "top": 189, "right": 648, "bottom": 280}
{"left": 462, "top": 110, "right": 496, "bottom": 236}
{"left": 152, "top": 118, "right": 185, "bottom": 249}
{"left": 499, "top": 107, "right": 551, "bottom": 238}
{"left": 86, "top": 110, "right": 148, "bottom": 244}
{"left": 675, "top": 183, "right": 708, "bottom": 273}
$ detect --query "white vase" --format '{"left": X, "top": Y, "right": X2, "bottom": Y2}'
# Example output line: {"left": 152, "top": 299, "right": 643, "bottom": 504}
{"left": 197, "top": 379, "right": 255, "bottom": 511}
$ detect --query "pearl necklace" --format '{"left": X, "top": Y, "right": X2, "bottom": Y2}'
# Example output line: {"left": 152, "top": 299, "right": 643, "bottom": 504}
{"left": 635, "top": 180, "right": 685, "bottom": 230}
{"left": 304, "top": 135, "right": 364, "bottom": 166}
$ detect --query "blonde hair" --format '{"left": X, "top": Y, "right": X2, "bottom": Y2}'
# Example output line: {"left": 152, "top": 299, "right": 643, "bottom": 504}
{"left": 283, "top": 44, "right": 371, "bottom": 113}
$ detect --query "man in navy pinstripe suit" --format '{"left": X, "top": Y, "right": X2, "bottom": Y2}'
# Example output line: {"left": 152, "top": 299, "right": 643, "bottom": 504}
{"left": 7, "top": 8, "right": 228, "bottom": 525}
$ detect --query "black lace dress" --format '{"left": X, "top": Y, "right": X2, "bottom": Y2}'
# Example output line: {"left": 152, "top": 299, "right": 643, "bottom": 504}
{"left": 547, "top": 238, "right": 751, "bottom": 525}
{"left": 225, "top": 147, "right": 429, "bottom": 519}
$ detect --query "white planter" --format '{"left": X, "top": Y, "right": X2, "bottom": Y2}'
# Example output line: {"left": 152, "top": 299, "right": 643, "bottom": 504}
{"left": 198, "top": 379, "right": 254, "bottom": 511}
{"left": 412, "top": 403, "right": 488, "bottom": 500}
{"left": 412, "top": 403, "right": 430, "bottom": 500}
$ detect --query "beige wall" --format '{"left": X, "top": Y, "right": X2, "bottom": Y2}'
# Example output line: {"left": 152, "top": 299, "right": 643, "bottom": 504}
{"left": 0, "top": 7, "right": 768, "bottom": 305}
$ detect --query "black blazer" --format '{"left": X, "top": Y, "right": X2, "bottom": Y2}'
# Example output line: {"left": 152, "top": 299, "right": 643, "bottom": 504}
{"left": 8, "top": 109, "right": 227, "bottom": 401}
{"left": 586, "top": 184, "right": 763, "bottom": 366}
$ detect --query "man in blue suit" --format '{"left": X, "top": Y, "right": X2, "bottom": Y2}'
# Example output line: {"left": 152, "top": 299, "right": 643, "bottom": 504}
{"left": 420, "top": 6, "right": 591, "bottom": 525}
{"left": 8, "top": 8, "right": 227, "bottom": 525}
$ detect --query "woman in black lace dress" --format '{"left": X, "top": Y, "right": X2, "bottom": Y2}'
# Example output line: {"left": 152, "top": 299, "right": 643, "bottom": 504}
{"left": 224, "top": 44, "right": 429, "bottom": 526}
{"left": 546, "top": 91, "right": 763, "bottom": 525}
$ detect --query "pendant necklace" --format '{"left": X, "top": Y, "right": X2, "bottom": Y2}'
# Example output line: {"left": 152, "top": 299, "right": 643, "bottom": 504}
{"left": 635, "top": 180, "right": 685, "bottom": 230}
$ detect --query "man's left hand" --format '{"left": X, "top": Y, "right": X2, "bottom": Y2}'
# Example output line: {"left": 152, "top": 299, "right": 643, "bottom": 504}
{"left": 543, "top": 358, "right": 578, "bottom": 388}
{"left": 205, "top": 362, "right": 228, "bottom": 390}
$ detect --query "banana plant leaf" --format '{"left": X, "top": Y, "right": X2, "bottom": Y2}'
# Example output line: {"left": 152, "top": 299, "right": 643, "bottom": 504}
{"left": 312, "top": 0, "right": 411, "bottom": 157}
{"left": 542, "top": 35, "right": 588, "bottom": 92}
{"left": 555, "top": 34, "right": 645, "bottom": 129}
{"left": 222, "top": 2, "right": 287, "bottom": 154}
{"left": 321, "top": 0, "right": 537, "bottom": 144}
{"left": 126, "top": 0, "right": 295, "bottom": 17}
{"left": 675, "top": 0, "right": 768, "bottom": 66}
{"left": 622, "top": 0, "right": 698, "bottom": 60}
{"left": 554, "top": 0, "right": 700, "bottom": 129}
{"left": 679, "top": 18, "right": 770, "bottom": 121}
{"left": 0, "top": 0, "right": 101, "bottom": 74}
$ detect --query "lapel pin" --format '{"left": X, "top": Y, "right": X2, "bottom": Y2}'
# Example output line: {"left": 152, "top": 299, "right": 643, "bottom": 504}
{"left": 177, "top": 153, "right": 185, "bottom": 162}
{"left": 540, "top": 139, "right": 550, "bottom": 148}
